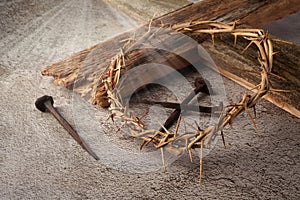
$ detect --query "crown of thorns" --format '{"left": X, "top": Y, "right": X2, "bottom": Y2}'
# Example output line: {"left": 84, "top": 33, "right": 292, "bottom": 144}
{"left": 98, "top": 21, "right": 273, "bottom": 183}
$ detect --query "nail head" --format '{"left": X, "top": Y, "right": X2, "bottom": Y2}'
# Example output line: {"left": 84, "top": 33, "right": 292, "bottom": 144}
{"left": 35, "top": 95, "right": 54, "bottom": 112}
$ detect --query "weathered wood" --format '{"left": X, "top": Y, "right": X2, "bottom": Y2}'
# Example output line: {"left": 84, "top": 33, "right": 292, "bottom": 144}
{"left": 201, "top": 34, "right": 300, "bottom": 117}
{"left": 239, "top": 0, "right": 300, "bottom": 27}
{"left": 41, "top": 0, "right": 300, "bottom": 116}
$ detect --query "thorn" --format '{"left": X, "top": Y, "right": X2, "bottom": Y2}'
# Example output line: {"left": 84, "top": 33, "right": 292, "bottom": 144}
{"left": 116, "top": 126, "right": 122, "bottom": 134}
{"left": 161, "top": 148, "right": 167, "bottom": 172}
{"left": 269, "top": 72, "right": 287, "bottom": 81}
{"left": 194, "top": 121, "right": 203, "bottom": 131}
{"left": 185, "top": 121, "right": 198, "bottom": 132}
{"left": 270, "top": 88, "right": 292, "bottom": 93}
{"left": 144, "top": 131, "right": 161, "bottom": 148}
{"left": 229, "top": 120, "right": 233, "bottom": 129}
{"left": 199, "top": 136, "right": 203, "bottom": 186}
{"left": 139, "top": 110, "right": 148, "bottom": 120}
{"left": 106, "top": 113, "right": 114, "bottom": 123}
{"left": 221, "top": 131, "right": 226, "bottom": 148}
{"left": 157, "top": 120, "right": 171, "bottom": 135}
{"left": 242, "top": 41, "right": 254, "bottom": 54}
{"left": 174, "top": 114, "right": 181, "bottom": 138}
{"left": 140, "top": 140, "right": 147, "bottom": 150}
{"left": 253, "top": 105, "right": 257, "bottom": 118}
{"left": 232, "top": 20, "right": 238, "bottom": 28}
{"left": 234, "top": 34, "right": 237, "bottom": 47}
{"left": 189, "top": 150, "right": 193, "bottom": 162}
{"left": 244, "top": 105, "right": 259, "bottom": 134}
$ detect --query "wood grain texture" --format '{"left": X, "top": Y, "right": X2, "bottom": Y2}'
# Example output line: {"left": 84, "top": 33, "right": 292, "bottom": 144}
{"left": 41, "top": 0, "right": 300, "bottom": 116}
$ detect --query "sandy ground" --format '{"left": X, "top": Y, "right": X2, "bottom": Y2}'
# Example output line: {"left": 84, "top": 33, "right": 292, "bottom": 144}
{"left": 1, "top": 0, "right": 300, "bottom": 199}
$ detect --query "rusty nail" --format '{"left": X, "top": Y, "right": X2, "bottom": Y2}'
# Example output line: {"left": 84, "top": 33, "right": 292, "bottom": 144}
{"left": 35, "top": 95, "right": 99, "bottom": 160}
{"left": 160, "top": 77, "right": 210, "bottom": 132}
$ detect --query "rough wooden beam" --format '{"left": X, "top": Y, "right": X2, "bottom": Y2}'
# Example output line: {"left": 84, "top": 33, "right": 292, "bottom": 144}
{"left": 41, "top": 0, "right": 300, "bottom": 116}
{"left": 240, "top": 0, "right": 300, "bottom": 27}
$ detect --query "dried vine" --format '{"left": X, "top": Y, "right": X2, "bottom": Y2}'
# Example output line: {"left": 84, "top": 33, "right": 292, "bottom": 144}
{"left": 100, "top": 21, "right": 273, "bottom": 182}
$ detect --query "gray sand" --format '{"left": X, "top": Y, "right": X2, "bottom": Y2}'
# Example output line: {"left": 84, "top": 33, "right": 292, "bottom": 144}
{"left": 1, "top": 1, "right": 299, "bottom": 199}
